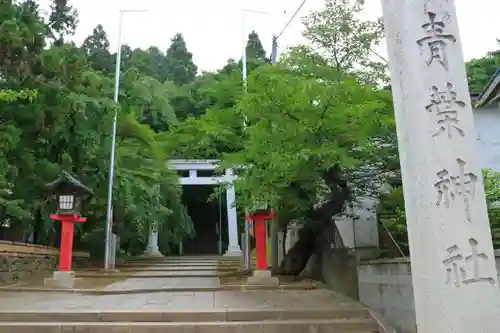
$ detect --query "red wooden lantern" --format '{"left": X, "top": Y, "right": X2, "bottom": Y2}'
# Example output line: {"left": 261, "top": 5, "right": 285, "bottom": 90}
{"left": 45, "top": 171, "right": 93, "bottom": 272}
{"left": 246, "top": 201, "right": 275, "bottom": 270}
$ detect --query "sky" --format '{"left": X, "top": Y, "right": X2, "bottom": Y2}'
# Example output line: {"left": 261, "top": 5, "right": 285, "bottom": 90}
{"left": 40, "top": 0, "right": 500, "bottom": 72}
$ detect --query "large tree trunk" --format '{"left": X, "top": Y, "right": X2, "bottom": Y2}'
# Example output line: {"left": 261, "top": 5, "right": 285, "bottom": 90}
{"left": 280, "top": 221, "right": 319, "bottom": 275}
{"left": 279, "top": 165, "right": 350, "bottom": 275}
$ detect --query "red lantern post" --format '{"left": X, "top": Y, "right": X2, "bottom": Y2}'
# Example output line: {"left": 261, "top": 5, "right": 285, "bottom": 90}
{"left": 49, "top": 213, "right": 86, "bottom": 271}
{"left": 246, "top": 211, "right": 275, "bottom": 270}
{"left": 245, "top": 208, "right": 279, "bottom": 285}
{"left": 44, "top": 171, "right": 93, "bottom": 289}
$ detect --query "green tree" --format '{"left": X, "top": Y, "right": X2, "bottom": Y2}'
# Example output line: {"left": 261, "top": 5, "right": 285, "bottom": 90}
{"left": 119, "top": 67, "right": 177, "bottom": 131}
{"left": 225, "top": 62, "right": 394, "bottom": 274}
{"left": 81, "top": 24, "right": 113, "bottom": 73}
{"left": 466, "top": 49, "right": 500, "bottom": 93}
{"left": 164, "top": 0, "right": 396, "bottom": 274}
{"left": 46, "top": 0, "right": 78, "bottom": 44}
{"left": 245, "top": 30, "right": 267, "bottom": 61}
{"left": 0, "top": 0, "right": 45, "bottom": 80}
{"left": 301, "top": 0, "right": 387, "bottom": 84}
{"left": 484, "top": 169, "right": 500, "bottom": 248}
{"left": 164, "top": 69, "right": 245, "bottom": 158}
{"left": 165, "top": 33, "right": 198, "bottom": 85}
{"left": 0, "top": 0, "right": 192, "bottom": 257}
{"left": 123, "top": 47, "right": 168, "bottom": 82}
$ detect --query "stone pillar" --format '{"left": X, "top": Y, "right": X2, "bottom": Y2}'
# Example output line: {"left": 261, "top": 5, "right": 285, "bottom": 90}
{"left": 224, "top": 168, "right": 242, "bottom": 257}
{"left": 143, "top": 224, "right": 162, "bottom": 257}
{"left": 382, "top": 1, "right": 500, "bottom": 332}
{"left": 110, "top": 233, "right": 116, "bottom": 268}
{"left": 270, "top": 222, "right": 279, "bottom": 267}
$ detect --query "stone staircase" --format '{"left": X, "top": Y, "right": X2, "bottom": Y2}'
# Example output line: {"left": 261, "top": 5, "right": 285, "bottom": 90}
{"left": 0, "top": 256, "right": 387, "bottom": 332}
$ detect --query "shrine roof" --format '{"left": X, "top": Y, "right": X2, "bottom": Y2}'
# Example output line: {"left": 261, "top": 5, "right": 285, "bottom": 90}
{"left": 475, "top": 68, "right": 500, "bottom": 108}
{"left": 45, "top": 171, "right": 93, "bottom": 196}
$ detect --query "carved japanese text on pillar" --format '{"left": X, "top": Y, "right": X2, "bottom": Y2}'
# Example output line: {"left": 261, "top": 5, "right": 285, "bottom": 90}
{"left": 442, "top": 238, "right": 496, "bottom": 287}
{"left": 434, "top": 158, "right": 478, "bottom": 222}
{"left": 425, "top": 82, "right": 466, "bottom": 138}
{"left": 417, "top": 12, "right": 457, "bottom": 70}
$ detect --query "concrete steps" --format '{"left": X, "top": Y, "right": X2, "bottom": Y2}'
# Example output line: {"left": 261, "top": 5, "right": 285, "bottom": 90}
{"left": 0, "top": 256, "right": 383, "bottom": 332}
{"left": 0, "top": 308, "right": 381, "bottom": 332}
{"left": 0, "top": 308, "right": 372, "bottom": 322}
{"left": 0, "top": 319, "right": 378, "bottom": 333}
{"left": 77, "top": 256, "right": 248, "bottom": 280}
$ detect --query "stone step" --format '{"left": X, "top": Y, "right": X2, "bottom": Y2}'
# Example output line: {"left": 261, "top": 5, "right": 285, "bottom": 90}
{"left": 116, "top": 267, "right": 238, "bottom": 272}
{"left": 76, "top": 272, "right": 225, "bottom": 278}
{"left": 121, "top": 262, "right": 227, "bottom": 267}
{"left": 119, "top": 264, "right": 235, "bottom": 269}
{"left": 128, "top": 256, "right": 221, "bottom": 261}
{"left": 2, "top": 283, "right": 318, "bottom": 294}
{"left": 0, "top": 308, "right": 371, "bottom": 322}
{"left": 125, "top": 258, "right": 241, "bottom": 263}
{"left": 125, "top": 257, "right": 250, "bottom": 263}
{"left": 0, "top": 318, "right": 379, "bottom": 333}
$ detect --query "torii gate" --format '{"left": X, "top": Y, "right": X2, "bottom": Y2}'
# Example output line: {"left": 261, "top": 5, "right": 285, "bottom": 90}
{"left": 143, "top": 159, "right": 242, "bottom": 257}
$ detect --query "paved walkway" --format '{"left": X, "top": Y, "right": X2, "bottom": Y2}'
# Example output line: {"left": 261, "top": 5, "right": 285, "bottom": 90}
{"left": 0, "top": 289, "right": 361, "bottom": 312}
{"left": 0, "top": 256, "right": 388, "bottom": 332}
{"left": 0, "top": 256, "right": 355, "bottom": 310}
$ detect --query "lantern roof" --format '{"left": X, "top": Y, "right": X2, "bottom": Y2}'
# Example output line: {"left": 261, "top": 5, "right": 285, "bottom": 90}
{"left": 45, "top": 171, "right": 93, "bottom": 197}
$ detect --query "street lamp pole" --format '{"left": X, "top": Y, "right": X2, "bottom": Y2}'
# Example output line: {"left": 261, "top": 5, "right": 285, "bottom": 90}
{"left": 240, "top": 8, "right": 268, "bottom": 270}
{"left": 104, "top": 8, "right": 149, "bottom": 271}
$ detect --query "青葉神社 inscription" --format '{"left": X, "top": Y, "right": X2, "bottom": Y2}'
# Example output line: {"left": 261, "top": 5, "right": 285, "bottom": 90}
{"left": 416, "top": 7, "right": 494, "bottom": 295}
{"left": 417, "top": 11, "right": 457, "bottom": 70}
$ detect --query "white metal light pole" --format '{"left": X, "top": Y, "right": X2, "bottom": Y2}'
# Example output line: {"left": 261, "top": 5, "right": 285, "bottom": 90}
{"left": 104, "top": 8, "right": 149, "bottom": 271}
{"left": 240, "top": 8, "right": 268, "bottom": 269}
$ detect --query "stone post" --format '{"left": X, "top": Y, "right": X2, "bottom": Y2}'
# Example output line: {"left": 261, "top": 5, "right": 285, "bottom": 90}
{"left": 110, "top": 233, "right": 116, "bottom": 268}
{"left": 240, "top": 233, "right": 247, "bottom": 269}
{"left": 143, "top": 224, "right": 162, "bottom": 257}
{"left": 382, "top": 1, "right": 500, "bottom": 332}
{"left": 270, "top": 215, "right": 279, "bottom": 268}
{"left": 224, "top": 168, "right": 242, "bottom": 257}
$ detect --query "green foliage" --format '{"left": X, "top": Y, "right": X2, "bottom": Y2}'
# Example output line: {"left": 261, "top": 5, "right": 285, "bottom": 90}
{"left": 164, "top": 0, "right": 396, "bottom": 243}
{"left": 0, "top": 0, "right": 193, "bottom": 257}
{"left": 10, "top": 0, "right": 499, "bottom": 263}
{"left": 165, "top": 33, "right": 198, "bottom": 85}
{"left": 226, "top": 63, "right": 394, "bottom": 216}
{"left": 376, "top": 187, "right": 409, "bottom": 254}
{"left": 466, "top": 49, "right": 500, "bottom": 93}
{"left": 484, "top": 169, "right": 500, "bottom": 248}
{"left": 245, "top": 31, "right": 267, "bottom": 61}
{"left": 0, "top": 89, "right": 37, "bottom": 102}
{"left": 46, "top": 0, "right": 78, "bottom": 43}
{"left": 301, "top": 0, "right": 387, "bottom": 85}
{"left": 81, "top": 24, "right": 113, "bottom": 73}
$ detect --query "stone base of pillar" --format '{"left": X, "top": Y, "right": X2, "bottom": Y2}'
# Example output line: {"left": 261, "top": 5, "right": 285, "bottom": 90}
{"left": 44, "top": 271, "right": 79, "bottom": 289}
{"left": 224, "top": 245, "right": 242, "bottom": 257}
{"left": 246, "top": 270, "right": 279, "bottom": 285}
{"left": 142, "top": 246, "right": 163, "bottom": 257}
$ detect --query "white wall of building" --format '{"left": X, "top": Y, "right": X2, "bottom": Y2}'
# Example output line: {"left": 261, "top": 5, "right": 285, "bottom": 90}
{"left": 335, "top": 196, "right": 379, "bottom": 249}
{"left": 474, "top": 106, "right": 500, "bottom": 172}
